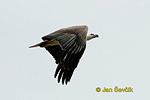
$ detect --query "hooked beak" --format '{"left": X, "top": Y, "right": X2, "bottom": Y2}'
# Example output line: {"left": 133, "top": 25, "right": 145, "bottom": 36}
{"left": 94, "top": 34, "right": 99, "bottom": 38}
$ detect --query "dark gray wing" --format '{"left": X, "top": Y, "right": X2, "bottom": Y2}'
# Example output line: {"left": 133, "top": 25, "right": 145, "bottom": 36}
{"left": 42, "top": 26, "right": 88, "bottom": 84}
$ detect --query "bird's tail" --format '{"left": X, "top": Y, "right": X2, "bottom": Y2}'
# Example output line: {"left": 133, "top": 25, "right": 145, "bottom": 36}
{"left": 29, "top": 40, "right": 50, "bottom": 48}
{"left": 29, "top": 43, "right": 41, "bottom": 48}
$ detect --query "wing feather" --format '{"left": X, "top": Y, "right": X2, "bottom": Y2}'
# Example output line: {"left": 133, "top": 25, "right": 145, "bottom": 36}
{"left": 42, "top": 25, "right": 88, "bottom": 84}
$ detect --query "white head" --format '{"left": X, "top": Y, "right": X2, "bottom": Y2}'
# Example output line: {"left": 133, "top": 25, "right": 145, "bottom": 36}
{"left": 86, "top": 33, "right": 99, "bottom": 40}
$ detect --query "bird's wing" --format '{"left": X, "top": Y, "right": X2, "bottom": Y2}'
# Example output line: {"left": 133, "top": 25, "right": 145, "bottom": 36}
{"left": 42, "top": 26, "right": 88, "bottom": 84}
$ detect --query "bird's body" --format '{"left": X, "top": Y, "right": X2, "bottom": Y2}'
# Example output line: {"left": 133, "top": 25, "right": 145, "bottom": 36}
{"left": 29, "top": 25, "right": 98, "bottom": 85}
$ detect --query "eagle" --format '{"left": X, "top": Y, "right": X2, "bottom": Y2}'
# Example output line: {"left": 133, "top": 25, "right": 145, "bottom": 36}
{"left": 29, "top": 25, "right": 99, "bottom": 85}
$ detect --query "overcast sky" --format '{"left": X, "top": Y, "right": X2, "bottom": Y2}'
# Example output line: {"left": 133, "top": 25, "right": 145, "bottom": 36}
{"left": 0, "top": 0, "right": 150, "bottom": 100}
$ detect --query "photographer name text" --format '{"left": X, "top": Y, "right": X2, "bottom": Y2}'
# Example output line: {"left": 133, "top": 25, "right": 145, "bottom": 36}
{"left": 96, "top": 86, "right": 133, "bottom": 92}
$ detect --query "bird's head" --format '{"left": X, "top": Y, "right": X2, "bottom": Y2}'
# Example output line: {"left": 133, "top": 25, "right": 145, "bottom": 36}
{"left": 86, "top": 33, "right": 99, "bottom": 40}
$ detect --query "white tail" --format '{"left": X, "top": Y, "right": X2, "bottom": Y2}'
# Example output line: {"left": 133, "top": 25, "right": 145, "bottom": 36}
{"left": 29, "top": 43, "right": 41, "bottom": 48}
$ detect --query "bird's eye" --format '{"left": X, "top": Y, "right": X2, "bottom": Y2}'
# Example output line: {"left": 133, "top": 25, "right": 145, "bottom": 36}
{"left": 90, "top": 33, "right": 94, "bottom": 35}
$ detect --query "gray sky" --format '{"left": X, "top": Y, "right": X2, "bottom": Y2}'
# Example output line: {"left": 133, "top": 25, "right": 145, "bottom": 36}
{"left": 0, "top": 0, "right": 150, "bottom": 100}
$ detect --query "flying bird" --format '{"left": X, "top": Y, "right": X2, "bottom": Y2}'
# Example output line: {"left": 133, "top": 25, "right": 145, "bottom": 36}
{"left": 29, "top": 25, "right": 99, "bottom": 85}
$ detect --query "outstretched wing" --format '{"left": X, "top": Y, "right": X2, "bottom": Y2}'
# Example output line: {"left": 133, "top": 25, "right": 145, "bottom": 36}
{"left": 42, "top": 25, "right": 88, "bottom": 84}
